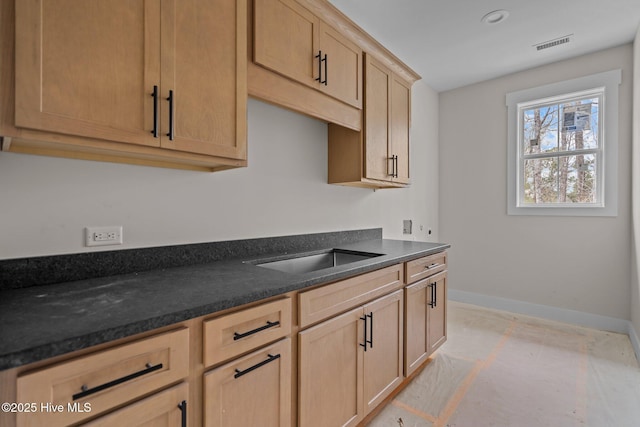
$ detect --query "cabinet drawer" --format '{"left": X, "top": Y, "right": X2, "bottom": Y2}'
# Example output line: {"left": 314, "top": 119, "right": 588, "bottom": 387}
{"left": 204, "top": 338, "right": 291, "bottom": 427}
{"left": 405, "top": 251, "right": 447, "bottom": 284}
{"left": 203, "top": 298, "right": 291, "bottom": 367}
{"left": 83, "top": 382, "right": 188, "bottom": 426}
{"left": 299, "top": 264, "right": 403, "bottom": 328}
{"left": 16, "top": 328, "right": 189, "bottom": 427}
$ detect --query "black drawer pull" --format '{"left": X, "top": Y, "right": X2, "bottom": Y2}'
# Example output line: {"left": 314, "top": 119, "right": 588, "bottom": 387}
{"left": 234, "top": 353, "right": 280, "bottom": 379}
{"left": 178, "top": 400, "right": 187, "bottom": 427}
{"left": 360, "top": 315, "right": 368, "bottom": 351}
{"left": 428, "top": 284, "right": 435, "bottom": 308}
{"left": 150, "top": 85, "right": 159, "bottom": 138}
{"left": 72, "top": 362, "right": 163, "bottom": 400}
{"left": 233, "top": 320, "right": 280, "bottom": 341}
{"left": 367, "top": 312, "right": 373, "bottom": 349}
{"left": 166, "top": 90, "right": 174, "bottom": 141}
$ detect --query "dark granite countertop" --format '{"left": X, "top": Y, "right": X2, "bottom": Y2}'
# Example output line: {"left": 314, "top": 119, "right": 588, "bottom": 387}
{"left": 0, "top": 232, "right": 449, "bottom": 370}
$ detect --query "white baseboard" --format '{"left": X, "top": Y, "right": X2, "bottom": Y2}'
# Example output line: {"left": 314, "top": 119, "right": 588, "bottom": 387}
{"left": 449, "top": 289, "right": 630, "bottom": 333}
{"left": 628, "top": 321, "right": 640, "bottom": 364}
{"left": 449, "top": 289, "right": 640, "bottom": 363}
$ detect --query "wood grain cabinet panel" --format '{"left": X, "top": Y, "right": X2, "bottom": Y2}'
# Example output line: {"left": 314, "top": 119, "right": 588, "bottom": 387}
{"left": 16, "top": 328, "right": 189, "bottom": 427}
{"left": 427, "top": 271, "right": 448, "bottom": 355}
{"left": 15, "top": 0, "right": 160, "bottom": 147}
{"left": 298, "top": 307, "right": 364, "bottom": 427}
{"left": 253, "top": 0, "right": 362, "bottom": 108}
{"left": 405, "top": 252, "right": 447, "bottom": 285}
{"left": 203, "top": 298, "right": 292, "bottom": 367}
{"left": 82, "top": 383, "right": 188, "bottom": 427}
{"left": 328, "top": 54, "right": 415, "bottom": 189}
{"left": 299, "top": 264, "right": 403, "bottom": 328}
{"left": 299, "top": 289, "right": 404, "bottom": 427}
{"left": 404, "top": 254, "right": 448, "bottom": 376}
{"left": 9, "top": 0, "right": 246, "bottom": 170}
{"left": 204, "top": 339, "right": 291, "bottom": 427}
{"left": 363, "top": 290, "right": 404, "bottom": 413}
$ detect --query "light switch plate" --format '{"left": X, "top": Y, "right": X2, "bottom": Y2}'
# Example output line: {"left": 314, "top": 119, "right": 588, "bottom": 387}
{"left": 403, "top": 220, "right": 412, "bottom": 234}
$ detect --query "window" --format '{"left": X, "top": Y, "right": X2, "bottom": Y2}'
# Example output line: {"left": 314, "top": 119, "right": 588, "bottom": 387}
{"left": 506, "top": 70, "right": 621, "bottom": 216}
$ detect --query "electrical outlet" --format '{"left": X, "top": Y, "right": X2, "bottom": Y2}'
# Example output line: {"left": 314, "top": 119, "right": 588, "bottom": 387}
{"left": 85, "top": 226, "right": 123, "bottom": 247}
{"left": 403, "top": 220, "right": 412, "bottom": 234}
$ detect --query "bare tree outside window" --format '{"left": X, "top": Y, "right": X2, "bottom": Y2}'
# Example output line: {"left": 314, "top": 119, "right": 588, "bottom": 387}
{"left": 521, "top": 95, "right": 600, "bottom": 205}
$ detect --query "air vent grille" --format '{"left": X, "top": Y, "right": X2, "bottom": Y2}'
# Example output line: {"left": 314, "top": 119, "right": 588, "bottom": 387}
{"left": 534, "top": 34, "right": 572, "bottom": 51}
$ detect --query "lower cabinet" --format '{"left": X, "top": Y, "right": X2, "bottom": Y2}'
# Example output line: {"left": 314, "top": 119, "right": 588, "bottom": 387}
{"left": 15, "top": 328, "right": 190, "bottom": 427}
{"left": 7, "top": 251, "right": 448, "bottom": 427}
{"left": 427, "top": 271, "right": 447, "bottom": 355}
{"left": 298, "top": 290, "right": 404, "bottom": 427}
{"left": 83, "top": 383, "right": 188, "bottom": 427}
{"left": 203, "top": 339, "right": 291, "bottom": 427}
{"left": 405, "top": 270, "right": 447, "bottom": 376}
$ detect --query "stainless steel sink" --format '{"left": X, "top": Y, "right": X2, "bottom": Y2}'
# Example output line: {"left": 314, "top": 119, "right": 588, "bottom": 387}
{"left": 253, "top": 249, "right": 383, "bottom": 275}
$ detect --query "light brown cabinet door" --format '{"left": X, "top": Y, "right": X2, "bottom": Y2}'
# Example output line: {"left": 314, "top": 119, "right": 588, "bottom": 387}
{"left": 204, "top": 339, "right": 291, "bottom": 427}
{"left": 404, "top": 281, "right": 429, "bottom": 376}
{"left": 15, "top": 0, "right": 161, "bottom": 147}
{"left": 318, "top": 22, "right": 362, "bottom": 108}
{"left": 254, "top": 0, "right": 319, "bottom": 87}
{"left": 15, "top": 0, "right": 246, "bottom": 161}
{"left": 427, "top": 272, "right": 447, "bottom": 355}
{"left": 363, "top": 54, "right": 412, "bottom": 185}
{"left": 162, "top": 0, "right": 246, "bottom": 159}
{"left": 298, "top": 307, "right": 364, "bottom": 427}
{"left": 83, "top": 383, "right": 188, "bottom": 427}
{"left": 363, "top": 54, "right": 391, "bottom": 182}
{"left": 362, "top": 290, "right": 404, "bottom": 414}
{"left": 390, "top": 75, "right": 411, "bottom": 184}
{"left": 254, "top": 0, "right": 361, "bottom": 108}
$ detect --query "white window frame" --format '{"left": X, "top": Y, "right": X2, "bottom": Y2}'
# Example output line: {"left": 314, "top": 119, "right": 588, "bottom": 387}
{"left": 506, "top": 69, "right": 621, "bottom": 216}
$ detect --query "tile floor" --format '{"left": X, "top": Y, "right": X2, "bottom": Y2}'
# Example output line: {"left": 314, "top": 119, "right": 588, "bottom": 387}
{"left": 368, "top": 301, "right": 640, "bottom": 427}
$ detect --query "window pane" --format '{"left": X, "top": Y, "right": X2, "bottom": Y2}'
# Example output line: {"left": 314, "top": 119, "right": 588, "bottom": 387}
{"left": 560, "top": 98, "right": 599, "bottom": 151}
{"left": 523, "top": 158, "right": 558, "bottom": 204}
{"left": 523, "top": 105, "right": 559, "bottom": 154}
{"left": 562, "top": 154, "right": 597, "bottom": 203}
{"left": 524, "top": 154, "right": 596, "bottom": 204}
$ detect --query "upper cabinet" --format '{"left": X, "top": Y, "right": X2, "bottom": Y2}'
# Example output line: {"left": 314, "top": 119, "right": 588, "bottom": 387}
{"left": 250, "top": 0, "right": 419, "bottom": 189}
{"left": 3, "top": 0, "right": 247, "bottom": 171}
{"left": 363, "top": 54, "right": 412, "bottom": 185}
{"left": 253, "top": 0, "right": 362, "bottom": 109}
{"left": 328, "top": 55, "right": 415, "bottom": 189}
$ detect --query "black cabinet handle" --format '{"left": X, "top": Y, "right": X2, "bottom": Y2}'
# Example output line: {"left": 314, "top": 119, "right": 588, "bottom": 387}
{"left": 315, "top": 50, "right": 323, "bottom": 84}
{"left": 366, "top": 312, "right": 373, "bottom": 349}
{"left": 428, "top": 284, "right": 435, "bottom": 308}
{"left": 166, "top": 90, "right": 174, "bottom": 141}
{"left": 233, "top": 320, "right": 280, "bottom": 341}
{"left": 388, "top": 155, "right": 398, "bottom": 178}
{"left": 72, "top": 363, "right": 163, "bottom": 400}
{"left": 360, "top": 315, "right": 368, "bottom": 351}
{"left": 178, "top": 400, "right": 187, "bottom": 427}
{"left": 433, "top": 283, "right": 438, "bottom": 307}
{"left": 150, "top": 85, "right": 159, "bottom": 138}
{"left": 315, "top": 50, "right": 327, "bottom": 85}
{"left": 234, "top": 353, "right": 281, "bottom": 379}
{"left": 323, "top": 53, "right": 328, "bottom": 85}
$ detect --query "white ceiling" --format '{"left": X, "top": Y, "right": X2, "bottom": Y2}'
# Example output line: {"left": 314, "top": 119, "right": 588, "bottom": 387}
{"left": 328, "top": 0, "right": 640, "bottom": 92}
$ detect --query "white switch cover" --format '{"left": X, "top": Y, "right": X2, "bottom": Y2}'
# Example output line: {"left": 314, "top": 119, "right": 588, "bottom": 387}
{"left": 85, "top": 226, "right": 123, "bottom": 247}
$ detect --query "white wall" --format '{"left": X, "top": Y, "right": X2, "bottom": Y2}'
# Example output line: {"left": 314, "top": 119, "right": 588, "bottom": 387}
{"left": 632, "top": 28, "right": 640, "bottom": 340}
{"left": 0, "top": 82, "right": 439, "bottom": 260}
{"left": 440, "top": 45, "right": 633, "bottom": 321}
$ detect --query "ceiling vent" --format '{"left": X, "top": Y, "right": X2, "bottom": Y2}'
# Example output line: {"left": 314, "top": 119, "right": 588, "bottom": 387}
{"left": 534, "top": 34, "right": 573, "bottom": 51}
